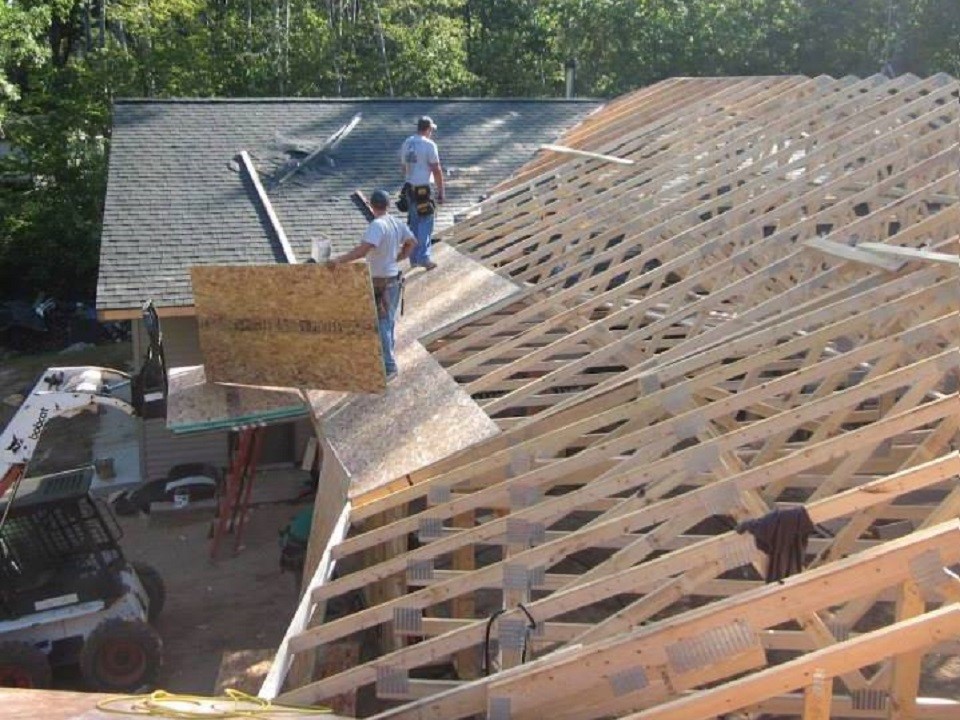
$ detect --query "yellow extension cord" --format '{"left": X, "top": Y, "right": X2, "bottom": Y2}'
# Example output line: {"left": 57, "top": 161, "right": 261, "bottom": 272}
{"left": 96, "top": 689, "right": 334, "bottom": 718}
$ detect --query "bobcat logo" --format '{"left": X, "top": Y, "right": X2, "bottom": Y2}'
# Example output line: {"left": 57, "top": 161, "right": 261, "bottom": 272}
{"left": 28, "top": 407, "right": 50, "bottom": 441}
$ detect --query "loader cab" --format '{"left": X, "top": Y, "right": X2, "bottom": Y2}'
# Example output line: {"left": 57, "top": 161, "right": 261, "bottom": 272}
{"left": 0, "top": 468, "right": 126, "bottom": 621}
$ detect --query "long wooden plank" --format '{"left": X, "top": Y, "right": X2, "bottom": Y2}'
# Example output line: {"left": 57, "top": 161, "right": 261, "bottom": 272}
{"left": 623, "top": 604, "right": 960, "bottom": 720}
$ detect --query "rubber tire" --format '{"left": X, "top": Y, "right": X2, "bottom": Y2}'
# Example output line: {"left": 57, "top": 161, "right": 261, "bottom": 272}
{"left": 132, "top": 561, "right": 166, "bottom": 622}
{"left": 80, "top": 618, "right": 162, "bottom": 693}
{"left": 0, "top": 642, "right": 51, "bottom": 689}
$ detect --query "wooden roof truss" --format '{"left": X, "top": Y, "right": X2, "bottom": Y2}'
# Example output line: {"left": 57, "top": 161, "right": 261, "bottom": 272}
{"left": 264, "top": 74, "right": 960, "bottom": 719}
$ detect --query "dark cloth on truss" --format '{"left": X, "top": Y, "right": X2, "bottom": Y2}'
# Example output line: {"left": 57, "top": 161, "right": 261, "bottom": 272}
{"left": 736, "top": 506, "right": 815, "bottom": 583}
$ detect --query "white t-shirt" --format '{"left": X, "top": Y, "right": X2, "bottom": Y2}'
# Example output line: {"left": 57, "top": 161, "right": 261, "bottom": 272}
{"left": 400, "top": 134, "right": 440, "bottom": 186}
{"left": 363, "top": 215, "right": 415, "bottom": 278}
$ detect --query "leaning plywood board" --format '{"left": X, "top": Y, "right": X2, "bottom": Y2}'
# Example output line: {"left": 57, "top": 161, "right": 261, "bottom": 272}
{"left": 396, "top": 243, "right": 520, "bottom": 346}
{"left": 324, "top": 341, "right": 501, "bottom": 498}
{"left": 192, "top": 264, "right": 384, "bottom": 393}
{"left": 166, "top": 365, "right": 307, "bottom": 433}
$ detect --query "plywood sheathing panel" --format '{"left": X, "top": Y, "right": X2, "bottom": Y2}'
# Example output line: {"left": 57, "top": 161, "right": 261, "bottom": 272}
{"left": 191, "top": 264, "right": 385, "bottom": 392}
{"left": 166, "top": 365, "right": 307, "bottom": 433}
{"left": 395, "top": 243, "right": 520, "bottom": 345}
{"left": 324, "top": 341, "right": 501, "bottom": 498}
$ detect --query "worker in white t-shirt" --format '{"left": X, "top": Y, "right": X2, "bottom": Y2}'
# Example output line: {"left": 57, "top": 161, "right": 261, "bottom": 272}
{"left": 326, "top": 189, "right": 416, "bottom": 381}
{"left": 399, "top": 116, "right": 445, "bottom": 271}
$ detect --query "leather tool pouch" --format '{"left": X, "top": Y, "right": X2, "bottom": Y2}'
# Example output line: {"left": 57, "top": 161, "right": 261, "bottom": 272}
{"left": 411, "top": 184, "right": 435, "bottom": 217}
{"left": 396, "top": 183, "right": 410, "bottom": 212}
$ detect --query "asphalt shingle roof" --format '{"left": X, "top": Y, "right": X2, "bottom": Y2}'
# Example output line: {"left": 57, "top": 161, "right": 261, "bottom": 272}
{"left": 96, "top": 98, "right": 602, "bottom": 313}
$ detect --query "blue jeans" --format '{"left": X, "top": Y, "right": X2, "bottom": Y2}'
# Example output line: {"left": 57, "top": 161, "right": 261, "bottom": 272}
{"left": 376, "top": 279, "right": 401, "bottom": 375}
{"left": 407, "top": 209, "right": 434, "bottom": 265}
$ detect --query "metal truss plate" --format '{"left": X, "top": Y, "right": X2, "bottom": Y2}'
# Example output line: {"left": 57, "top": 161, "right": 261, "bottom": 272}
{"left": 608, "top": 666, "right": 649, "bottom": 696}
{"left": 418, "top": 517, "right": 443, "bottom": 542}
{"left": 376, "top": 665, "right": 410, "bottom": 698}
{"left": 427, "top": 485, "right": 452, "bottom": 505}
{"left": 666, "top": 620, "right": 757, "bottom": 674}
{"left": 407, "top": 558, "right": 435, "bottom": 582}
{"left": 393, "top": 607, "right": 423, "bottom": 634}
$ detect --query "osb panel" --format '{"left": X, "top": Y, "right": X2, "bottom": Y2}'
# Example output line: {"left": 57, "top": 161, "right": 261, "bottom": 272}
{"left": 166, "top": 365, "right": 307, "bottom": 433}
{"left": 191, "top": 264, "right": 384, "bottom": 393}
{"left": 303, "top": 242, "right": 519, "bottom": 420}
{"left": 396, "top": 242, "right": 520, "bottom": 344}
{"left": 323, "top": 341, "right": 500, "bottom": 498}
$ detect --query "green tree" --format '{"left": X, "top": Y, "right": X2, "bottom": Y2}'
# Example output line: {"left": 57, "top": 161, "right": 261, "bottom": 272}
{"left": 0, "top": 2, "right": 51, "bottom": 132}
{"left": 2, "top": 0, "right": 960, "bottom": 305}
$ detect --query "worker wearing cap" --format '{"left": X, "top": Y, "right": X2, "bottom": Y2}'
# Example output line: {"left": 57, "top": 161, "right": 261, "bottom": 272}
{"left": 400, "top": 116, "right": 445, "bottom": 271}
{"left": 327, "top": 189, "right": 416, "bottom": 381}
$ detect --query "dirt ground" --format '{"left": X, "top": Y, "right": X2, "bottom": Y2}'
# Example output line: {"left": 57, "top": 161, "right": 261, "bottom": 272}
{"left": 2, "top": 343, "right": 312, "bottom": 696}
{"left": 114, "top": 501, "right": 309, "bottom": 694}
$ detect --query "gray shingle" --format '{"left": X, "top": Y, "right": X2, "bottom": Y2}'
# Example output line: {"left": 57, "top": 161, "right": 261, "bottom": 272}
{"left": 97, "top": 98, "right": 602, "bottom": 312}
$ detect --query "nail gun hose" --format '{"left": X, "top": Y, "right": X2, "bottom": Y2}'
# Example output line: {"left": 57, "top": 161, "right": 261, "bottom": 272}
{"left": 483, "top": 608, "right": 507, "bottom": 677}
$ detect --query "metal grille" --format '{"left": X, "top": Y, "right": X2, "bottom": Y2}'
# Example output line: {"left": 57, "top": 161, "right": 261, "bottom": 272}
{"left": 0, "top": 497, "right": 112, "bottom": 583}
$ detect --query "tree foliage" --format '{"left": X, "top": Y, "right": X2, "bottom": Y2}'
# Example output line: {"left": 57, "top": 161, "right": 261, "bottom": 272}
{"left": 1, "top": 0, "right": 957, "bottom": 302}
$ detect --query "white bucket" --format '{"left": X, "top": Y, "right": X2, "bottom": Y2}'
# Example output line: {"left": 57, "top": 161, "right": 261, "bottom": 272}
{"left": 311, "top": 238, "right": 332, "bottom": 263}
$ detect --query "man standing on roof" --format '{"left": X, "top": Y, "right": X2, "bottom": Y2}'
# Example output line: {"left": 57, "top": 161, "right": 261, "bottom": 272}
{"left": 327, "top": 189, "right": 416, "bottom": 382}
{"left": 400, "top": 115, "right": 445, "bottom": 271}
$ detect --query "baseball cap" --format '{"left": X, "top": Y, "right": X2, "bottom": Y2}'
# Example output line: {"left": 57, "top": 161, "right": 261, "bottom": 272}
{"left": 417, "top": 116, "right": 437, "bottom": 131}
{"left": 369, "top": 189, "right": 390, "bottom": 209}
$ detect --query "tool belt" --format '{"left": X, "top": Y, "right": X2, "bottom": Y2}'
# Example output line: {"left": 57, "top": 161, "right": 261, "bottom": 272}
{"left": 407, "top": 184, "right": 435, "bottom": 217}
{"left": 372, "top": 272, "right": 405, "bottom": 318}
{"left": 396, "top": 183, "right": 410, "bottom": 213}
